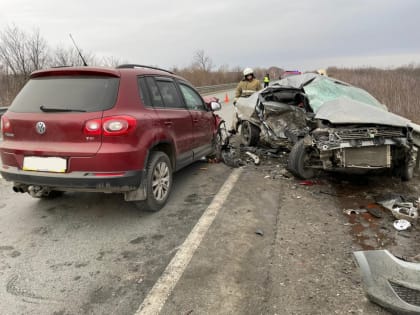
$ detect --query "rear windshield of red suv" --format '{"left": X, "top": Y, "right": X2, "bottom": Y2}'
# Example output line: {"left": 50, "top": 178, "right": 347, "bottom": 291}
{"left": 9, "top": 76, "right": 119, "bottom": 113}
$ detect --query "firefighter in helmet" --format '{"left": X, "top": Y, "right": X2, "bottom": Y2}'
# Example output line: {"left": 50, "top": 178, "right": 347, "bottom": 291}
{"left": 230, "top": 68, "right": 262, "bottom": 133}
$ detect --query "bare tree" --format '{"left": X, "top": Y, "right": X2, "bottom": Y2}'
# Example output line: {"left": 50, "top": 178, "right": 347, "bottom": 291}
{"left": 28, "top": 30, "right": 49, "bottom": 71}
{"left": 193, "top": 49, "right": 213, "bottom": 72}
{"left": 0, "top": 25, "right": 49, "bottom": 78}
{"left": 0, "top": 25, "right": 50, "bottom": 104}
{"left": 51, "top": 46, "right": 83, "bottom": 67}
{"left": 50, "top": 46, "right": 98, "bottom": 67}
{"left": 100, "top": 55, "right": 126, "bottom": 67}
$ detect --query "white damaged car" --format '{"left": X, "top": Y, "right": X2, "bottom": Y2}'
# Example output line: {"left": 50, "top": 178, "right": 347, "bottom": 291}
{"left": 235, "top": 73, "right": 420, "bottom": 180}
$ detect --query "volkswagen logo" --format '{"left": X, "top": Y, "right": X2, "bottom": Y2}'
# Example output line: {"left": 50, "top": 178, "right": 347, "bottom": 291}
{"left": 36, "top": 121, "right": 46, "bottom": 134}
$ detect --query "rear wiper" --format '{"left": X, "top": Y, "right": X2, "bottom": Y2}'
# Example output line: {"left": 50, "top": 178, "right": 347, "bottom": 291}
{"left": 40, "top": 105, "right": 86, "bottom": 112}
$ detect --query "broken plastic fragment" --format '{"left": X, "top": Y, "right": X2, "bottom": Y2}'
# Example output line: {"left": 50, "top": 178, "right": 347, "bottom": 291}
{"left": 255, "top": 229, "right": 264, "bottom": 236}
{"left": 343, "top": 209, "right": 367, "bottom": 215}
{"left": 377, "top": 196, "right": 402, "bottom": 211}
{"left": 393, "top": 219, "right": 411, "bottom": 231}
{"left": 245, "top": 151, "right": 260, "bottom": 165}
{"left": 392, "top": 206, "right": 418, "bottom": 222}
{"left": 377, "top": 196, "right": 418, "bottom": 222}
{"left": 367, "top": 207, "right": 383, "bottom": 218}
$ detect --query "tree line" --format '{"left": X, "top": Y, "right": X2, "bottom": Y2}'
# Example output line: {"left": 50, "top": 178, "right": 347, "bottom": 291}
{"left": 2, "top": 25, "right": 419, "bottom": 125}
{"left": 0, "top": 25, "right": 280, "bottom": 105}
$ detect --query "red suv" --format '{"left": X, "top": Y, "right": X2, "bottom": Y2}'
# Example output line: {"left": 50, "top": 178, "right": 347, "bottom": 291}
{"left": 0, "top": 64, "right": 223, "bottom": 211}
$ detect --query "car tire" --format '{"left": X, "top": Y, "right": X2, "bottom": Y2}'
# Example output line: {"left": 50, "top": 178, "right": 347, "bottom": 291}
{"left": 137, "top": 151, "right": 173, "bottom": 212}
{"left": 241, "top": 121, "right": 260, "bottom": 146}
{"left": 287, "top": 139, "right": 316, "bottom": 179}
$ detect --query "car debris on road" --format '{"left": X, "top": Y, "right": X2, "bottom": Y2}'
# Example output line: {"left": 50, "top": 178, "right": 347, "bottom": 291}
{"left": 245, "top": 151, "right": 260, "bottom": 165}
{"left": 393, "top": 219, "right": 412, "bottom": 231}
{"left": 343, "top": 208, "right": 367, "bottom": 215}
{"left": 377, "top": 195, "right": 419, "bottom": 222}
{"left": 354, "top": 250, "right": 420, "bottom": 314}
{"left": 366, "top": 206, "right": 383, "bottom": 218}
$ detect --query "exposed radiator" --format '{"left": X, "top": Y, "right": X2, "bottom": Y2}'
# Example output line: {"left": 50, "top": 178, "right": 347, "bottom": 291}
{"left": 342, "top": 145, "right": 391, "bottom": 168}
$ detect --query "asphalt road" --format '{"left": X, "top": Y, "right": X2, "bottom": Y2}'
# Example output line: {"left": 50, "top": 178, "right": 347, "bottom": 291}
{"left": 0, "top": 91, "right": 236, "bottom": 315}
{"left": 1, "top": 89, "right": 407, "bottom": 315}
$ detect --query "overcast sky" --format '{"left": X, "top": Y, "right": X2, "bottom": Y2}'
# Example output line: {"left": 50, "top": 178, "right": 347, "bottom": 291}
{"left": 1, "top": 0, "right": 419, "bottom": 70}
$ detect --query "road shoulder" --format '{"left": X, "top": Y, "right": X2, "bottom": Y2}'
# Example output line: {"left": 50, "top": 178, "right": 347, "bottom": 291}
{"left": 159, "top": 167, "right": 388, "bottom": 315}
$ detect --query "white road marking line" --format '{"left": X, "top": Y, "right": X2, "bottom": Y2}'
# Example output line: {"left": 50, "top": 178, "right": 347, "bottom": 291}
{"left": 135, "top": 168, "right": 243, "bottom": 315}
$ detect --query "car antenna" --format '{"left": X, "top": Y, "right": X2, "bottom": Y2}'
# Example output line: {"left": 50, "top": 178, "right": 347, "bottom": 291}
{"left": 69, "top": 33, "right": 88, "bottom": 66}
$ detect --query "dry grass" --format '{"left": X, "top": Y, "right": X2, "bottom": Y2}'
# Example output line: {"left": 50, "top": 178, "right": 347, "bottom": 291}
{"left": 327, "top": 66, "right": 420, "bottom": 123}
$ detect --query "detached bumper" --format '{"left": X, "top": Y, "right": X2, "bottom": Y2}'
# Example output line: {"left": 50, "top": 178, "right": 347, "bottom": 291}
{"left": 0, "top": 166, "right": 144, "bottom": 193}
{"left": 353, "top": 250, "right": 420, "bottom": 315}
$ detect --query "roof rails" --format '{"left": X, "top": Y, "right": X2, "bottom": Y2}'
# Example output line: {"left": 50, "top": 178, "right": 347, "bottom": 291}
{"left": 116, "top": 64, "right": 174, "bottom": 74}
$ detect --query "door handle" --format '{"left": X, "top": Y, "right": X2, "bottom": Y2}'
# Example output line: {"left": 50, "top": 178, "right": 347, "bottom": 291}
{"left": 193, "top": 119, "right": 199, "bottom": 123}
{"left": 164, "top": 121, "right": 173, "bottom": 126}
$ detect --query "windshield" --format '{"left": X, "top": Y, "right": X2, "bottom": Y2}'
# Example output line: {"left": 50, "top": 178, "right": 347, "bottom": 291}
{"left": 9, "top": 76, "right": 119, "bottom": 113}
{"left": 304, "top": 77, "right": 386, "bottom": 113}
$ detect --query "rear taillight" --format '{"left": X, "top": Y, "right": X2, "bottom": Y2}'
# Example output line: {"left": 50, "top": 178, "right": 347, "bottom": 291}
{"left": 84, "top": 116, "right": 136, "bottom": 136}
{"left": 84, "top": 118, "right": 102, "bottom": 136}
{"left": 103, "top": 116, "right": 136, "bottom": 136}
{"left": 1, "top": 116, "right": 12, "bottom": 134}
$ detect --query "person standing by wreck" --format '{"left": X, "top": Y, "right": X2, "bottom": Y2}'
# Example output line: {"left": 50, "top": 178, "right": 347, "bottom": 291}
{"left": 263, "top": 73, "right": 270, "bottom": 88}
{"left": 229, "top": 67, "right": 262, "bottom": 134}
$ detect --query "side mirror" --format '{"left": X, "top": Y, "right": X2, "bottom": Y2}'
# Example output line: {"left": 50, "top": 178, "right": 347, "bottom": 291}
{"left": 210, "top": 101, "right": 221, "bottom": 111}
{"left": 203, "top": 96, "right": 220, "bottom": 111}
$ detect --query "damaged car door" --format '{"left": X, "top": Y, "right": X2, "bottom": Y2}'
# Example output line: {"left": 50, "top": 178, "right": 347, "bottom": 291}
{"left": 235, "top": 86, "right": 309, "bottom": 148}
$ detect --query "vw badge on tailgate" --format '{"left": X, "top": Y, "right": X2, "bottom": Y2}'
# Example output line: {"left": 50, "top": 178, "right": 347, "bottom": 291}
{"left": 36, "top": 121, "right": 46, "bottom": 134}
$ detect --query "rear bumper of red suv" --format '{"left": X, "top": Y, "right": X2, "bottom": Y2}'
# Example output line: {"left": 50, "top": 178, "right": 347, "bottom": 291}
{"left": 0, "top": 167, "right": 144, "bottom": 193}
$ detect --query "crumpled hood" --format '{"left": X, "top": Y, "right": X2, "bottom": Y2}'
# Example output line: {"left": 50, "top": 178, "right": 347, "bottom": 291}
{"left": 409, "top": 122, "right": 420, "bottom": 133}
{"left": 315, "top": 97, "right": 411, "bottom": 127}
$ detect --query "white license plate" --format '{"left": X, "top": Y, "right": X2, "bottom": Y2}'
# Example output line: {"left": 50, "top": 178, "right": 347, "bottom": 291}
{"left": 23, "top": 157, "right": 67, "bottom": 173}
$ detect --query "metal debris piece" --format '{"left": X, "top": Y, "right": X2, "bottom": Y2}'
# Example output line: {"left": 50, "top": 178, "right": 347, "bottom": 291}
{"left": 343, "top": 209, "right": 367, "bottom": 215}
{"left": 245, "top": 151, "right": 260, "bottom": 165}
{"left": 366, "top": 207, "right": 383, "bottom": 218}
{"left": 392, "top": 206, "right": 418, "bottom": 222}
{"left": 378, "top": 197, "right": 401, "bottom": 211}
{"left": 255, "top": 229, "right": 264, "bottom": 236}
{"left": 319, "top": 190, "right": 339, "bottom": 197}
{"left": 220, "top": 148, "right": 243, "bottom": 168}
{"left": 377, "top": 196, "right": 419, "bottom": 222}
{"left": 393, "top": 219, "right": 411, "bottom": 231}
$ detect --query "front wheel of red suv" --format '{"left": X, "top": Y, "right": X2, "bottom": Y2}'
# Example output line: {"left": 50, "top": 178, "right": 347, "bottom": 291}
{"left": 136, "top": 151, "right": 173, "bottom": 212}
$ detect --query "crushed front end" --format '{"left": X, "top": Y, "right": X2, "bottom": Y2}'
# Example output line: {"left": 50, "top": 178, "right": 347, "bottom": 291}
{"left": 309, "top": 125, "right": 417, "bottom": 178}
